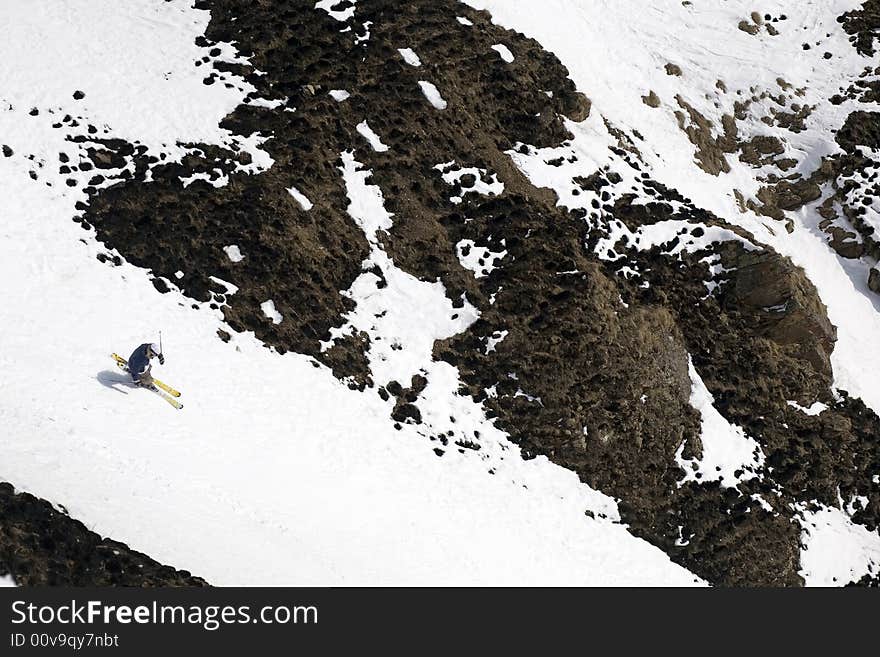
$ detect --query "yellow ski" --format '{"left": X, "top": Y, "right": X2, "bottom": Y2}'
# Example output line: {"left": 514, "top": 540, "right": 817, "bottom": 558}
{"left": 111, "top": 353, "right": 183, "bottom": 401}
{"left": 147, "top": 385, "right": 184, "bottom": 410}
{"left": 150, "top": 377, "right": 181, "bottom": 398}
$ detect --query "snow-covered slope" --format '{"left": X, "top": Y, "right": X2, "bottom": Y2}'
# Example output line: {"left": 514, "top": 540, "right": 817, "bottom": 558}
{"left": 0, "top": 0, "right": 700, "bottom": 586}
{"left": 1, "top": 0, "right": 878, "bottom": 586}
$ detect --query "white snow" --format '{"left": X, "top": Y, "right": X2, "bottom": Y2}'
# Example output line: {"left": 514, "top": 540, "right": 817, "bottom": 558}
{"left": 505, "top": 119, "right": 634, "bottom": 214}
{"left": 491, "top": 44, "right": 515, "bottom": 63}
{"left": 356, "top": 120, "right": 390, "bottom": 152}
{"left": 787, "top": 400, "right": 829, "bottom": 416}
{"left": 326, "top": 152, "right": 480, "bottom": 385}
{"left": 676, "top": 358, "right": 765, "bottom": 489}
{"left": 337, "top": 151, "right": 393, "bottom": 242}
{"left": 209, "top": 276, "right": 238, "bottom": 297}
{"left": 485, "top": 330, "right": 508, "bottom": 354}
{"left": 246, "top": 96, "right": 286, "bottom": 110}
{"left": 596, "top": 218, "right": 756, "bottom": 261}
{"left": 418, "top": 81, "right": 448, "bottom": 110}
{"left": 0, "top": 0, "right": 250, "bottom": 155}
{"left": 180, "top": 170, "right": 229, "bottom": 189}
{"left": 356, "top": 21, "right": 373, "bottom": 46}
{"left": 751, "top": 494, "right": 774, "bottom": 513}
{"left": 287, "top": 185, "right": 314, "bottom": 211}
{"left": 398, "top": 48, "right": 422, "bottom": 67}
{"left": 435, "top": 161, "right": 505, "bottom": 201}
{"left": 329, "top": 89, "right": 351, "bottom": 102}
{"left": 260, "top": 300, "right": 284, "bottom": 324}
{"left": 798, "top": 505, "right": 880, "bottom": 587}
{"left": 0, "top": 575, "right": 16, "bottom": 587}
{"left": 315, "top": 0, "right": 356, "bottom": 22}
{"left": 456, "top": 239, "right": 508, "bottom": 278}
{"left": 223, "top": 245, "right": 245, "bottom": 263}
{"left": 457, "top": 16, "right": 474, "bottom": 26}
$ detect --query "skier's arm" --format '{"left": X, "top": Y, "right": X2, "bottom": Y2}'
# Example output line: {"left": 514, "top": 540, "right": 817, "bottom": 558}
{"left": 145, "top": 342, "right": 164, "bottom": 365}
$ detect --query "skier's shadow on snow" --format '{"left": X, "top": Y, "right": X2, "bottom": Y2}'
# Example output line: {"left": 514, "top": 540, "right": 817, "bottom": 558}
{"left": 96, "top": 370, "right": 135, "bottom": 395}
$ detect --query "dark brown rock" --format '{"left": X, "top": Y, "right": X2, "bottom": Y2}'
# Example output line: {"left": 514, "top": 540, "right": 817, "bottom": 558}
{"left": 642, "top": 91, "right": 661, "bottom": 108}
{"left": 836, "top": 110, "right": 880, "bottom": 151}
{"left": 869, "top": 266, "right": 880, "bottom": 294}
{"left": 840, "top": 0, "right": 880, "bottom": 56}
{"left": 724, "top": 249, "right": 836, "bottom": 379}
{"left": 0, "top": 482, "right": 206, "bottom": 586}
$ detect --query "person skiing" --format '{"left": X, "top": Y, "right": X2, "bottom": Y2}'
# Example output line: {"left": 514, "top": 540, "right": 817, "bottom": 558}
{"left": 127, "top": 342, "right": 164, "bottom": 386}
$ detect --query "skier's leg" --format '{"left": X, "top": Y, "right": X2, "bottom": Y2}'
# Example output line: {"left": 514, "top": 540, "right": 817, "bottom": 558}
{"left": 133, "top": 364, "right": 153, "bottom": 387}
{"left": 141, "top": 364, "right": 154, "bottom": 387}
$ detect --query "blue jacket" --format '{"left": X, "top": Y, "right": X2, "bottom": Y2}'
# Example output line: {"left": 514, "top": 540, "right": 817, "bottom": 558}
{"left": 128, "top": 343, "right": 157, "bottom": 381}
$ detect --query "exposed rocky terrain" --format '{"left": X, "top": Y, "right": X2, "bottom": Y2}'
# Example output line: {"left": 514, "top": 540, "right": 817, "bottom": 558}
{"left": 0, "top": 482, "right": 206, "bottom": 586}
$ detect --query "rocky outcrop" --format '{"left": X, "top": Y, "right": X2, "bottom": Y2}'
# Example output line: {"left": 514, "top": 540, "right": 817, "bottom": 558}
{"left": 0, "top": 483, "right": 207, "bottom": 586}
{"left": 725, "top": 249, "right": 836, "bottom": 378}
{"left": 841, "top": 0, "right": 880, "bottom": 56}
{"left": 750, "top": 110, "right": 880, "bottom": 295}
{"left": 836, "top": 110, "right": 880, "bottom": 151}
{"left": 870, "top": 266, "right": 880, "bottom": 294}
{"left": 673, "top": 95, "right": 737, "bottom": 175}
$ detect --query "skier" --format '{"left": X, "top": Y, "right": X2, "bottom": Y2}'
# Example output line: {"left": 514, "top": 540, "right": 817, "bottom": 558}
{"left": 127, "top": 343, "right": 164, "bottom": 387}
